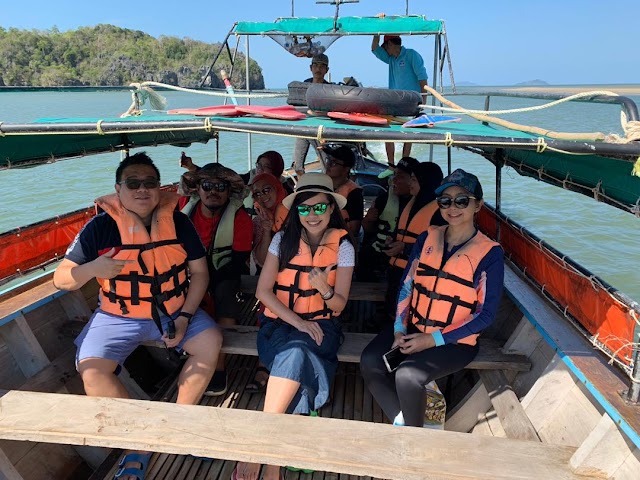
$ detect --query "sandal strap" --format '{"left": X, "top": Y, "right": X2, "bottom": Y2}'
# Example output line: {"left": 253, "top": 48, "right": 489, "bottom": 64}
{"left": 114, "top": 467, "right": 144, "bottom": 479}
{"left": 115, "top": 452, "right": 151, "bottom": 479}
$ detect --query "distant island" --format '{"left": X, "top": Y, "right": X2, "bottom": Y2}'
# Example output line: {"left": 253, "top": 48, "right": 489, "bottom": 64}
{"left": 515, "top": 79, "right": 550, "bottom": 86}
{"left": 0, "top": 25, "right": 264, "bottom": 89}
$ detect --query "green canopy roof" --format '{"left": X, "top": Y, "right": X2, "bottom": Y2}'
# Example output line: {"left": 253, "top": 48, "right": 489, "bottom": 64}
{"left": 234, "top": 16, "right": 444, "bottom": 36}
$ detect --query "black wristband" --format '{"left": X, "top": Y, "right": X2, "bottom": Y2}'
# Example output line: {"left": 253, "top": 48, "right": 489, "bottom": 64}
{"left": 179, "top": 311, "right": 194, "bottom": 324}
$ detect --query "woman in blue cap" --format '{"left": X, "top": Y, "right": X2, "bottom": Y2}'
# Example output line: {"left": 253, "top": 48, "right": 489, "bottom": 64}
{"left": 360, "top": 169, "right": 504, "bottom": 427}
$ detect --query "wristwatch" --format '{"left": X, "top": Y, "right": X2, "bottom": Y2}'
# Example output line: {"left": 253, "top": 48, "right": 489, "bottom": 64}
{"left": 179, "top": 311, "right": 194, "bottom": 324}
{"left": 321, "top": 288, "right": 335, "bottom": 301}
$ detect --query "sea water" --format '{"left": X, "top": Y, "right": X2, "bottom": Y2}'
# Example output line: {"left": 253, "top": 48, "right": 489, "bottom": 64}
{"left": 1, "top": 87, "right": 639, "bottom": 303}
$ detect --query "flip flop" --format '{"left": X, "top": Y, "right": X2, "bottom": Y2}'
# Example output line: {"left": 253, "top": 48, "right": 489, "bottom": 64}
{"left": 113, "top": 452, "right": 152, "bottom": 479}
{"left": 245, "top": 366, "right": 270, "bottom": 394}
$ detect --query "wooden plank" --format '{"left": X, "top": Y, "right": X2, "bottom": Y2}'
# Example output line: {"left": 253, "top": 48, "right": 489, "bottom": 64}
{"left": 19, "top": 347, "right": 76, "bottom": 393}
{"left": 0, "top": 446, "right": 24, "bottom": 480}
{"left": 218, "top": 327, "right": 531, "bottom": 371}
{"left": 0, "top": 391, "right": 583, "bottom": 480}
{"left": 58, "top": 289, "right": 93, "bottom": 323}
{"left": 504, "top": 266, "right": 640, "bottom": 447}
{"left": 445, "top": 380, "right": 491, "bottom": 433}
{"left": 240, "top": 276, "right": 387, "bottom": 302}
{"left": 0, "top": 313, "right": 50, "bottom": 377}
{"left": 570, "top": 414, "right": 640, "bottom": 478}
{"left": 0, "top": 280, "right": 64, "bottom": 327}
{"left": 478, "top": 370, "right": 540, "bottom": 442}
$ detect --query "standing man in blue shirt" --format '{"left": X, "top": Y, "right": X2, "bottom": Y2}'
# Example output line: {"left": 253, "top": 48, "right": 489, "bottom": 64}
{"left": 372, "top": 34, "right": 428, "bottom": 175}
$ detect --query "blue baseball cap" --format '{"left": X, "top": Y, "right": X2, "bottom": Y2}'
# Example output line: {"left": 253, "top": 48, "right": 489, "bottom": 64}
{"left": 435, "top": 168, "right": 483, "bottom": 200}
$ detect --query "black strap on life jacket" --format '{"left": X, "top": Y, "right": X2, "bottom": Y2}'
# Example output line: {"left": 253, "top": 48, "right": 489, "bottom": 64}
{"left": 410, "top": 259, "right": 477, "bottom": 329}
{"left": 105, "top": 261, "right": 189, "bottom": 334}
{"left": 415, "top": 263, "right": 475, "bottom": 288}
{"left": 271, "top": 262, "right": 338, "bottom": 320}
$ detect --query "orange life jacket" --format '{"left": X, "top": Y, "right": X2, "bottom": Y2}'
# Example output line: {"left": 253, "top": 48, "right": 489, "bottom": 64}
{"left": 273, "top": 203, "right": 289, "bottom": 233}
{"left": 95, "top": 192, "right": 189, "bottom": 322}
{"left": 409, "top": 225, "right": 499, "bottom": 345}
{"left": 264, "top": 228, "right": 349, "bottom": 321}
{"left": 389, "top": 197, "right": 438, "bottom": 270}
{"left": 336, "top": 179, "right": 361, "bottom": 223}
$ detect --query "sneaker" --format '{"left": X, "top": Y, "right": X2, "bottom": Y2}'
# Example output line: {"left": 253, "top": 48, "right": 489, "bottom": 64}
{"left": 204, "top": 370, "right": 228, "bottom": 397}
{"left": 377, "top": 167, "right": 395, "bottom": 179}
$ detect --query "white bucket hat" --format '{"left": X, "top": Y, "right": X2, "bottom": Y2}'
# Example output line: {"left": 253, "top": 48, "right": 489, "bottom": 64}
{"left": 282, "top": 172, "right": 347, "bottom": 210}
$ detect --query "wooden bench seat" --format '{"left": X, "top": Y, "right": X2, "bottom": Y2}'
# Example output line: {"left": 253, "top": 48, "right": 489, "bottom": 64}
{"left": 218, "top": 325, "right": 531, "bottom": 371}
{"left": 0, "top": 390, "right": 585, "bottom": 480}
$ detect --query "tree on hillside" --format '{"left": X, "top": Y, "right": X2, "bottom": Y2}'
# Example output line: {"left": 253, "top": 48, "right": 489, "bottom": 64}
{"left": 0, "top": 25, "right": 265, "bottom": 88}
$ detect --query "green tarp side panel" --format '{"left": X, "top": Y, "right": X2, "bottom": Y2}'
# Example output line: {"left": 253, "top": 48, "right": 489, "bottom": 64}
{"left": 0, "top": 129, "right": 214, "bottom": 168}
{"left": 235, "top": 16, "right": 444, "bottom": 36}
{"left": 495, "top": 148, "right": 640, "bottom": 211}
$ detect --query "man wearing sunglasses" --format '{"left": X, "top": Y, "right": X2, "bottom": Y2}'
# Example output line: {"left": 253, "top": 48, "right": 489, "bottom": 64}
{"left": 322, "top": 144, "right": 364, "bottom": 240}
{"left": 54, "top": 152, "right": 222, "bottom": 477}
{"left": 179, "top": 162, "right": 253, "bottom": 397}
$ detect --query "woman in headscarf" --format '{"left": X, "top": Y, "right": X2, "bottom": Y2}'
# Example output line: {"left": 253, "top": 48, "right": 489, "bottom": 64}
{"left": 382, "top": 161, "right": 445, "bottom": 323}
{"left": 250, "top": 173, "right": 287, "bottom": 270}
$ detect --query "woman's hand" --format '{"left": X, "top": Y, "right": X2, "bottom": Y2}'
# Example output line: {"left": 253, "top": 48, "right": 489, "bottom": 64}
{"left": 295, "top": 318, "right": 324, "bottom": 346}
{"left": 257, "top": 207, "right": 274, "bottom": 232}
{"left": 308, "top": 263, "right": 336, "bottom": 294}
{"left": 399, "top": 333, "right": 435, "bottom": 354}
{"left": 391, "top": 331, "right": 405, "bottom": 349}
{"left": 384, "top": 241, "right": 404, "bottom": 257}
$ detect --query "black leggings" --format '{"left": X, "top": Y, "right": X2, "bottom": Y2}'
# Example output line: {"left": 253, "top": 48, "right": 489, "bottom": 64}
{"left": 360, "top": 324, "right": 479, "bottom": 427}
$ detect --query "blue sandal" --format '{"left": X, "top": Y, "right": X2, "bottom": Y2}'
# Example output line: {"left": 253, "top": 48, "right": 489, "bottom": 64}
{"left": 114, "top": 452, "right": 152, "bottom": 479}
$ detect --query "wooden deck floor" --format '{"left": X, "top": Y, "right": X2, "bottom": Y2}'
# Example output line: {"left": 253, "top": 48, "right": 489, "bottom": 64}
{"left": 93, "top": 296, "right": 390, "bottom": 480}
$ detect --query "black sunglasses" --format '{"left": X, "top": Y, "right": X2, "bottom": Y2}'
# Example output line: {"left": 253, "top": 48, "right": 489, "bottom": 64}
{"left": 436, "top": 195, "right": 476, "bottom": 209}
{"left": 252, "top": 186, "right": 273, "bottom": 199}
{"left": 200, "top": 180, "right": 228, "bottom": 193}
{"left": 118, "top": 178, "right": 160, "bottom": 190}
{"left": 326, "top": 157, "right": 347, "bottom": 168}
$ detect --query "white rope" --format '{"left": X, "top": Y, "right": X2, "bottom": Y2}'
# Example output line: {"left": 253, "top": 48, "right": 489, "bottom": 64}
{"left": 133, "top": 81, "right": 287, "bottom": 99}
{"left": 418, "top": 90, "right": 622, "bottom": 116}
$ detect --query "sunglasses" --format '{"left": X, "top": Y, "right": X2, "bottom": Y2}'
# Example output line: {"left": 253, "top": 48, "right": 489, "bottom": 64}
{"left": 252, "top": 186, "right": 273, "bottom": 199}
{"left": 200, "top": 180, "right": 228, "bottom": 193}
{"left": 118, "top": 178, "right": 160, "bottom": 190}
{"left": 437, "top": 195, "right": 476, "bottom": 209}
{"left": 297, "top": 202, "right": 329, "bottom": 216}
{"left": 326, "top": 158, "right": 347, "bottom": 168}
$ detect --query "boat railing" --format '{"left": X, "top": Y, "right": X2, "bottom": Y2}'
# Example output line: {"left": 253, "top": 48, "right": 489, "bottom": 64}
{"left": 449, "top": 90, "right": 640, "bottom": 122}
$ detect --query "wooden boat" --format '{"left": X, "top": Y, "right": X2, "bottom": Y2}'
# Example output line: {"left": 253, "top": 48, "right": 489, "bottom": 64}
{"left": 1, "top": 6, "right": 639, "bottom": 480}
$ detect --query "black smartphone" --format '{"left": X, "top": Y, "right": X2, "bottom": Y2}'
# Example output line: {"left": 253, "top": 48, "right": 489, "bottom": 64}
{"left": 382, "top": 346, "right": 408, "bottom": 373}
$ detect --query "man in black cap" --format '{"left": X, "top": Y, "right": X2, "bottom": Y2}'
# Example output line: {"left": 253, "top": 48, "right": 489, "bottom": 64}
{"left": 323, "top": 144, "right": 364, "bottom": 239}
{"left": 358, "top": 156, "right": 419, "bottom": 281}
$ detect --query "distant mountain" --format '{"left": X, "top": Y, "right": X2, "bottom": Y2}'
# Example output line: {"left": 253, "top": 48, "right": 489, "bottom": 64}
{"left": 514, "top": 79, "right": 549, "bottom": 86}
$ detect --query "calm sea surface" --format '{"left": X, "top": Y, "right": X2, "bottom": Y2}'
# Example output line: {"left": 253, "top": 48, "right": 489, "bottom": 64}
{"left": 1, "top": 87, "right": 639, "bottom": 303}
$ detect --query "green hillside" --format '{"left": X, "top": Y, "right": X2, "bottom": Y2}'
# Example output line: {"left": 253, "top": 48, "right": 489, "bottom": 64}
{"left": 0, "top": 24, "right": 264, "bottom": 89}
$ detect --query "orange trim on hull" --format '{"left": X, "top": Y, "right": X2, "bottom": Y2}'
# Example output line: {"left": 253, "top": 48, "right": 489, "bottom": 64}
{"left": 477, "top": 208, "right": 636, "bottom": 366}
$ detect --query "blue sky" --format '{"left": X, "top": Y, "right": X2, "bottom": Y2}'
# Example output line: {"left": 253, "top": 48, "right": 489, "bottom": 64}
{"left": 3, "top": 0, "right": 639, "bottom": 88}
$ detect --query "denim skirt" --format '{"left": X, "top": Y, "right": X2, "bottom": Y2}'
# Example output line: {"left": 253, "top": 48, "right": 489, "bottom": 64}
{"left": 257, "top": 314, "right": 343, "bottom": 414}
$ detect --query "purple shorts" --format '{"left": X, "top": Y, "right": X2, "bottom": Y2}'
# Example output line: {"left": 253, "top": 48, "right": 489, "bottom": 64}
{"left": 74, "top": 307, "right": 217, "bottom": 368}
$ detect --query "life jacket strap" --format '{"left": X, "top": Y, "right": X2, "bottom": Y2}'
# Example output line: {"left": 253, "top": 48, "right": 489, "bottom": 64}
{"left": 416, "top": 263, "right": 475, "bottom": 288}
